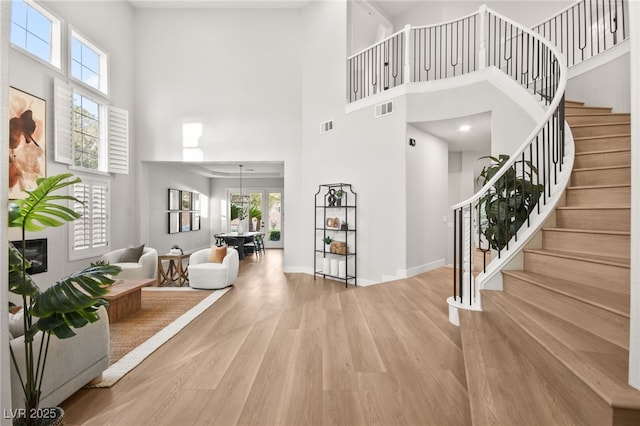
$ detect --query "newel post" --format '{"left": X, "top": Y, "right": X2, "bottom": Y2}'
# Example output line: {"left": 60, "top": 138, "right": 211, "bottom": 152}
{"left": 478, "top": 5, "right": 488, "bottom": 70}
{"left": 403, "top": 24, "right": 411, "bottom": 83}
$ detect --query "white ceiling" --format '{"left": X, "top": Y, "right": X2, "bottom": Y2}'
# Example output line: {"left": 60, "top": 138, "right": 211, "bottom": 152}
{"left": 412, "top": 111, "right": 492, "bottom": 153}
{"left": 154, "top": 161, "right": 285, "bottom": 179}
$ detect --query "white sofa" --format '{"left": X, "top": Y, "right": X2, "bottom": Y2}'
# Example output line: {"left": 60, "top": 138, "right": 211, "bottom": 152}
{"left": 189, "top": 247, "right": 239, "bottom": 289}
{"left": 10, "top": 306, "right": 109, "bottom": 408}
{"left": 101, "top": 247, "right": 158, "bottom": 280}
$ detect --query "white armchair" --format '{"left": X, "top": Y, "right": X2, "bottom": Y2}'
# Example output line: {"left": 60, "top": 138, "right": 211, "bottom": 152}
{"left": 189, "top": 247, "right": 239, "bottom": 290}
{"left": 101, "top": 246, "right": 158, "bottom": 280}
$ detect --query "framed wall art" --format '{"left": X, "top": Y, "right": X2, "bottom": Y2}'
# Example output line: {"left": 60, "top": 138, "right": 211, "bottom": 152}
{"left": 9, "top": 87, "right": 46, "bottom": 199}
{"left": 168, "top": 212, "right": 180, "bottom": 234}
{"left": 181, "top": 191, "right": 191, "bottom": 210}
{"left": 180, "top": 211, "right": 191, "bottom": 232}
{"left": 10, "top": 238, "right": 47, "bottom": 274}
{"left": 168, "top": 189, "right": 180, "bottom": 210}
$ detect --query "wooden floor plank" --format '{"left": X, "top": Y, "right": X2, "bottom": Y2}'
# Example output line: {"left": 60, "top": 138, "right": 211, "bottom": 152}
{"left": 61, "top": 250, "right": 470, "bottom": 425}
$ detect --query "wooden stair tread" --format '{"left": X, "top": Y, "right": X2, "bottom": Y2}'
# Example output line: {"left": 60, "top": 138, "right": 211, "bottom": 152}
{"left": 575, "top": 148, "right": 631, "bottom": 156}
{"left": 573, "top": 164, "right": 630, "bottom": 172}
{"left": 557, "top": 205, "right": 630, "bottom": 210}
{"left": 502, "top": 269, "right": 630, "bottom": 318}
{"left": 567, "top": 183, "right": 630, "bottom": 190}
{"left": 566, "top": 113, "right": 630, "bottom": 118}
{"left": 570, "top": 121, "right": 631, "bottom": 127}
{"left": 483, "top": 291, "right": 640, "bottom": 410}
{"left": 525, "top": 248, "right": 630, "bottom": 268}
{"left": 573, "top": 133, "right": 630, "bottom": 141}
{"left": 502, "top": 270, "right": 630, "bottom": 349}
{"left": 459, "top": 309, "right": 583, "bottom": 426}
{"left": 542, "top": 227, "right": 630, "bottom": 237}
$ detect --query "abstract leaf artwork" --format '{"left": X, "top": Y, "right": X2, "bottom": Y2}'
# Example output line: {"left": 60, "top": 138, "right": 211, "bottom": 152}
{"left": 9, "top": 87, "right": 46, "bottom": 199}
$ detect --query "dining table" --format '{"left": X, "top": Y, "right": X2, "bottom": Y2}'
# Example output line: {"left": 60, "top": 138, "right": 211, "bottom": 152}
{"left": 216, "top": 231, "right": 262, "bottom": 259}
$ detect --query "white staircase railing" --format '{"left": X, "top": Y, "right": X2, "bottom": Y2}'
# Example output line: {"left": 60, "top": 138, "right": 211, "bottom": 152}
{"left": 448, "top": 7, "right": 570, "bottom": 323}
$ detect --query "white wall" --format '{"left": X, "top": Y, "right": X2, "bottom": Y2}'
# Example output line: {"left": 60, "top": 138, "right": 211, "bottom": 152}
{"left": 301, "top": 0, "right": 411, "bottom": 283}
{"left": 405, "top": 125, "right": 448, "bottom": 274}
{"left": 132, "top": 6, "right": 304, "bottom": 272}
{"left": 405, "top": 74, "right": 539, "bottom": 156}
{"left": 145, "top": 164, "right": 212, "bottom": 255}
{"left": 6, "top": 1, "right": 136, "bottom": 284}
{"left": 566, "top": 52, "right": 631, "bottom": 113}
{"left": 1, "top": 1, "right": 11, "bottom": 420}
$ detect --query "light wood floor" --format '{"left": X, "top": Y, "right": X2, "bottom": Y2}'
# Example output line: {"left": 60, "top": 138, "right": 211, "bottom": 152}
{"left": 62, "top": 250, "right": 470, "bottom": 425}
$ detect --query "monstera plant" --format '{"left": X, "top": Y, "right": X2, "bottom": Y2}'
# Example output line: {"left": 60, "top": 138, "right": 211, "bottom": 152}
{"left": 8, "top": 173, "right": 120, "bottom": 425}
{"left": 477, "top": 155, "right": 544, "bottom": 251}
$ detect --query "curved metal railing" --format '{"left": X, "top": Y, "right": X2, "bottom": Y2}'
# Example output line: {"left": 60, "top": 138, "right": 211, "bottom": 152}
{"left": 533, "top": 0, "right": 629, "bottom": 68}
{"left": 450, "top": 8, "right": 569, "bottom": 310}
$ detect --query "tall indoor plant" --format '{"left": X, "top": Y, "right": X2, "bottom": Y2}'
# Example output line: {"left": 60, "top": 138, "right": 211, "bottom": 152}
{"left": 477, "top": 154, "right": 544, "bottom": 251}
{"left": 8, "top": 173, "right": 120, "bottom": 425}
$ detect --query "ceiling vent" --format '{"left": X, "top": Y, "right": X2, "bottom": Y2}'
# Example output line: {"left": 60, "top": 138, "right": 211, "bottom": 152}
{"left": 375, "top": 101, "right": 393, "bottom": 117}
{"left": 320, "top": 119, "right": 334, "bottom": 133}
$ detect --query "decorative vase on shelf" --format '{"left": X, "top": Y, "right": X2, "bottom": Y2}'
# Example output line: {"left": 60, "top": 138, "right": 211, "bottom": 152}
{"left": 237, "top": 221, "right": 244, "bottom": 234}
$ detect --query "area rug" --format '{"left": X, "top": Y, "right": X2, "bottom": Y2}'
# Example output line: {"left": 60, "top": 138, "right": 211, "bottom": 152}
{"left": 86, "top": 287, "right": 230, "bottom": 388}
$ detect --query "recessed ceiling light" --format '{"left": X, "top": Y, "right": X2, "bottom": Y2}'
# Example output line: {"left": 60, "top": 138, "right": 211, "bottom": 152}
{"left": 459, "top": 125, "right": 471, "bottom": 132}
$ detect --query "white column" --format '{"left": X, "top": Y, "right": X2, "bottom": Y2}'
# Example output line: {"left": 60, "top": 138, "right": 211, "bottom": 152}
{"left": 403, "top": 24, "right": 412, "bottom": 84}
{"left": 462, "top": 207, "right": 475, "bottom": 305}
{"left": 1, "top": 1, "right": 12, "bottom": 421}
{"left": 478, "top": 5, "right": 488, "bottom": 70}
{"left": 628, "top": 0, "right": 640, "bottom": 392}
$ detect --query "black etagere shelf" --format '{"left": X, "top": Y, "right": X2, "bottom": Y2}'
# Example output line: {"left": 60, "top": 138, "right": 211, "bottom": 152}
{"left": 314, "top": 183, "right": 357, "bottom": 287}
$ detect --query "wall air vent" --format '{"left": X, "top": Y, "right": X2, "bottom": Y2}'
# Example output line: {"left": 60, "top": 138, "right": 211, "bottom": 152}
{"left": 375, "top": 101, "right": 393, "bottom": 117}
{"left": 320, "top": 119, "right": 334, "bottom": 133}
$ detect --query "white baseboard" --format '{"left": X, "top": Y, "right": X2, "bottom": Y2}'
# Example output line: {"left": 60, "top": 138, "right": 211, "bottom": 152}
{"left": 398, "top": 258, "right": 446, "bottom": 278}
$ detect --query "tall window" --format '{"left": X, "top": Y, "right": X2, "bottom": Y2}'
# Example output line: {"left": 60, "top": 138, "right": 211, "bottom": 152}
{"left": 72, "top": 92, "right": 103, "bottom": 171}
{"left": 71, "top": 30, "right": 108, "bottom": 94}
{"left": 70, "top": 180, "right": 109, "bottom": 259}
{"left": 10, "top": 0, "right": 61, "bottom": 68}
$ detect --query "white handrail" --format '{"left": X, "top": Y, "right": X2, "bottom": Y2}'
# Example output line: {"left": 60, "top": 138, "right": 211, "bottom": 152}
{"left": 452, "top": 7, "right": 568, "bottom": 211}
{"left": 347, "top": 27, "right": 405, "bottom": 61}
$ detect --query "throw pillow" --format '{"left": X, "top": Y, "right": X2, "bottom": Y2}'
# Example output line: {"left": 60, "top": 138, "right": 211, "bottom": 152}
{"left": 9, "top": 307, "right": 24, "bottom": 338}
{"left": 120, "top": 244, "right": 145, "bottom": 263}
{"left": 208, "top": 245, "right": 227, "bottom": 263}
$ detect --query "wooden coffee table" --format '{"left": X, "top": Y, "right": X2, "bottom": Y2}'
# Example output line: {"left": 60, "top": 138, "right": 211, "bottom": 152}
{"left": 103, "top": 278, "right": 156, "bottom": 323}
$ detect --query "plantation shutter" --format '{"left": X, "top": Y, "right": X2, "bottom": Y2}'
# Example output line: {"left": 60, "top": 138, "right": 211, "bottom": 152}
{"left": 72, "top": 183, "right": 91, "bottom": 251}
{"left": 54, "top": 79, "right": 73, "bottom": 165}
{"left": 108, "top": 106, "right": 129, "bottom": 174}
{"left": 91, "top": 185, "right": 108, "bottom": 247}
{"left": 72, "top": 181, "right": 109, "bottom": 253}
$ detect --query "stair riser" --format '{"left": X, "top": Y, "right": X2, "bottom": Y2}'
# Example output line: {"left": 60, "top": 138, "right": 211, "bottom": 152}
{"left": 571, "top": 124, "right": 631, "bottom": 138}
{"left": 524, "top": 252, "right": 629, "bottom": 293}
{"left": 574, "top": 151, "right": 631, "bottom": 169}
{"left": 565, "top": 106, "right": 612, "bottom": 115}
{"left": 566, "top": 114, "right": 630, "bottom": 125}
{"left": 565, "top": 101, "right": 585, "bottom": 107}
{"left": 556, "top": 208, "right": 630, "bottom": 231}
{"left": 542, "top": 230, "right": 630, "bottom": 261}
{"left": 572, "top": 168, "right": 630, "bottom": 186}
{"left": 565, "top": 186, "right": 630, "bottom": 206}
{"left": 574, "top": 136, "right": 630, "bottom": 153}
{"left": 502, "top": 274, "right": 630, "bottom": 350}
{"left": 482, "top": 293, "right": 610, "bottom": 426}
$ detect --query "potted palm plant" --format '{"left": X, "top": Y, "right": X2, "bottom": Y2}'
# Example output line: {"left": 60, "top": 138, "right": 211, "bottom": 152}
{"left": 8, "top": 173, "right": 120, "bottom": 425}
{"left": 477, "top": 155, "right": 544, "bottom": 252}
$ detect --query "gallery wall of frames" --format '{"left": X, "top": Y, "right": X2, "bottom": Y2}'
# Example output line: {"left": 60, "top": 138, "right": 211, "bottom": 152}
{"left": 168, "top": 188, "right": 201, "bottom": 234}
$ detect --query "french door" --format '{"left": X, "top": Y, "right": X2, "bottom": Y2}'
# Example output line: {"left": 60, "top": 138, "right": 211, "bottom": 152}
{"left": 228, "top": 188, "right": 283, "bottom": 249}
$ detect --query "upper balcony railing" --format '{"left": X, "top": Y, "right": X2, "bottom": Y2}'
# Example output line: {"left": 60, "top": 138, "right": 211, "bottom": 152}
{"left": 533, "top": 0, "right": 628, "bottom": 68}
{"left": 347, "top": 0, "right": 629, "bottom": 104}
